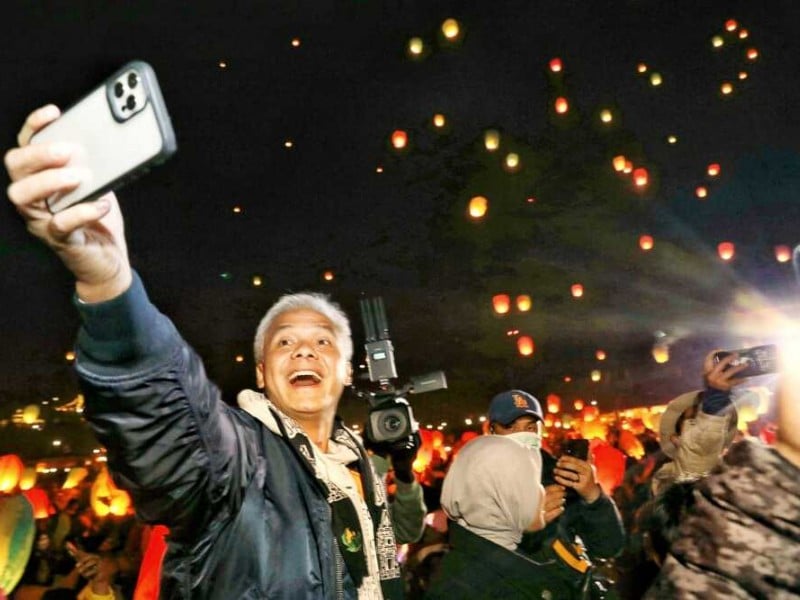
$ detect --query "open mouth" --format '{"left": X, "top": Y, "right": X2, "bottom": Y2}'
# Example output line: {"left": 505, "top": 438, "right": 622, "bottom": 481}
{"left": 289, "top": 371, "right": 322, "bottom": 386}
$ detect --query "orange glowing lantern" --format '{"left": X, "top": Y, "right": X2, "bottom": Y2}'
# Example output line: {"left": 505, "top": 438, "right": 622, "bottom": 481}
{"left": 484, "top": 129, "right": 500, "bottom": 151}
{"left": 546, "top": 394, "right": 561, "bottom": 414}
{"left": 573, "top": 399, "right": 584, "bottom": 411}
{"left": 571, "top": 283, "right": 584, "bottom": 298}
{"left": 652, "top": 344, "right": 670, "bottom": 364}
{"left": 746, "top": 48, "right": 758, "bottom": 61}
{"left": 595, "top": 350, "right": 606, "bottom": 361}
{"left": 707, "top": 163, "right": 721, "bottom": 177}
{"left": 582, "top": 405, "right": 599, "bottom": 422}
{"left": 91, "top": 468, "right": 131, "bottom": 517}
{"left": 323, "top": 270, "right": 335, "bottom": 282}
{"left": 696, "top": 186, "right": 708, "bottom": 199}
{"left": 516, "top": 294, "right": 532, "bottom": 312}
{"left": 433, "top": 113, "right": 446, "bottom": 128}
{"left": 492, "top": 294, "right": 511, "bottom": 315}
{"left": 468, "top": 195, "right": 489, "bottom": 219}
{"left": 23, "top": 488, "right": 53, "bottom": 520}
{"left": 775, "top": 245, "right": 792, "bottom": 263}
{"left": 623, "top": 161, "right": 633, "bottom": 174}
{"left": 517, "top": 335, "right": 535, "bottom": 357}
{"left": 390, "top": 130, "right": 408, "bottom": 149}
{"left": 633, "top": 167, "right": 649, "bottom": 187}
{"left": 721, "top": 82, "right": 733, "bottom": 95}
{"left": 581, "top": 420, "right": 608, "bottom": 441}
{"left": 62, "top": 467, "right": 88, "bottom": 490}
{"left": 554, "top": 97, "right": 569, "bottom": 114}
{"left": 618, "top": 430, "right": 645, "bottom": 459}
{"left": 441, "top": 18, "right": 461, "bottom": 40}
{"left": 738, "top": 71, "right": 748, "bottom": 80}
{"left": 725, "top": 19, "right": 738, "bottom": 32}
{"left": 639, "top": 234, "right": 654, "bottom": 251}
{"left": 637, "top": 63, "right": 648, "bottom": 74}
{"left": 0, "top": 454, "right": 23, "bottom": 493}
{"left": 739, "top": 29, "right": 749, "bottom": 39}
{"left": 19, "top": 467, "right": 37, "bottom": 491}
{"left": 612, "top": 155, "right": 626, "bottom": 172}
{"left": 549, "top": 57, "right": 563, "bottom": 73}
{"left": 718, "top": 241, "right": 735, "bottom": 261}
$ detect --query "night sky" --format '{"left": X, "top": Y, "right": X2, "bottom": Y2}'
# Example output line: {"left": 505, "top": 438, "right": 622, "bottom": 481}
{"left": 1, "top": 0, "right": 799, "bottom": 429}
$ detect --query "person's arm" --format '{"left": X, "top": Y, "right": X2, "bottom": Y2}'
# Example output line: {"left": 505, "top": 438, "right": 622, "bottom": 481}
{"left": 561, "top": 491, "right": 626, "bottom": 558}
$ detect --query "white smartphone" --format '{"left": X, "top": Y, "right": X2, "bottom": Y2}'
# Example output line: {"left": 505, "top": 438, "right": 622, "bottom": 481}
{"left": 30, "top": 60, "right": 177, "bottom": 213}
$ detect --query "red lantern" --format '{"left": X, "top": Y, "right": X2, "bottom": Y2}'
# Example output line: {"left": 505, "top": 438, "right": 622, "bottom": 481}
{"left": 707, "top": 163, "right": 721, "bottom": 177}
{"left": 775, "top": 245, "right": 792, "bottom": 263}
{"left": 549, "top": 57, "right": 563, "bottom": 73}
{"left": 517, "top": 335, "right": 535, "bottom": 357}
{"left": 725, "top": 19, "right": 738, "bottom": 32}
{"left": 595, "top": 349, "right": 606, "bottom": 361}
{"left": 718, "top": 241, "right": 735, "bottom": 261}
{"left": 639, "top": 235, "right": 654, "bottom": 251}
{"left": 492, "top": 294, "right": 511, "bottom": 315}
{"left": 23, "top": 488, "right": 53, "bottom": 520}
{"left": 516, "top": 294, "right": 532, "bottom": 312}
{"left": 571, "top": 283, "right": 584, "bottom": 298}
{"left": 591, "top": 442, "right": 626, "bottom": 495}
{"left": 0, "top": 454, "right": 23, "bottom": 493}
{"left": 633, "top": 167, "right": 649, "bottom": 187}
{"left": 390, "top": 130, "right": 408, "bottom": 149}
{"left": 546, "top": 394, "right": 561, "bottom": 414}
{"left": 554, "top": 97, "right": 569, "bottom": 114}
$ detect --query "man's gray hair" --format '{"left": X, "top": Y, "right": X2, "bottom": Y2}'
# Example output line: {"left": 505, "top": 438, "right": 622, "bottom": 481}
{"left": 253, "top": 292, "right": 353, "bottom": 364}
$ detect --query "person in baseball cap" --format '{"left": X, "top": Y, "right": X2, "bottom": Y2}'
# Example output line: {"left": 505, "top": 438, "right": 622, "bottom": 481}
{"left": 488, "top": 389, "right": 544, "bottom": 435}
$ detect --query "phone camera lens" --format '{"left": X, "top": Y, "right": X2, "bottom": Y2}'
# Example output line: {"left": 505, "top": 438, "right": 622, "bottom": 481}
{"left": 114, "top": 82, "right": 124, "bottom": 98}
{"left": 128, "top": 72, "right": 139, "bottom": 89}
{"left": 126, "top": 95, "right": 136, "bottom": 110}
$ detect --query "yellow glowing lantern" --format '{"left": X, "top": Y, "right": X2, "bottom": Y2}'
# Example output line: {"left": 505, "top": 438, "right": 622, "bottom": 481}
{"left": 62, "top": 467, "right": 88, "bottom": 490}
{"left": 555, "top": 97, "right": 569, "bottom": 114}
{"left": 517, "top": 335, "right": 535, "bottom": 357}
{"left": 574, "top": 398, "right": 584, "bottom": 411}
{"left": 775, "top": 245, "right": 792, "bottom": 263}
{"left": 696, "top": 186, "right": 708, "bottom": 199}
{"left": 649, "top": 72, "right": 662, "bottom": 86}
{"left": 721, "top": 82, "right": 733, "bottom": 95}
{"left": 484, "top": 129, "right": 500, "bottom": 151}
{"left": 235, "top": 355, "right": 244, "bottom": 363}
{"left": 639, "top": 234, "right": 654, "bottom": 251}
{"left": 408, "top": 37, "right": 424, "bottom": 56}
{"left": 600, "top": 109, "right": 613, "bottom": 123}
{"left": 391, "top": 130, "right": 408, "bottom": 149}
{"left": 739, "top": 29, "right": 749, "bottom": 39}
{"left": 549, "top": 57, "right": 563, "bottom": 73}
{"left": 504, "top": 152, "right": 520, "bottom": 171}
{"left": 19, "top": 467, "right": 37, "bottom": 491}
{"left": 0, "top": 455, "right": 23, "bottom": 493}
{"left": 468, "top": 195, "right": 489, "bottom": 219}
{"left": 492, "top": 294, "right": 511, "bottom": 315}
{"left": 571, "top": 283, "right": 584, "bottom": 298}
{"left": 251, "top": 275, "right": 262, "bottom": 287}
{"left": 22, "top": 404, "right": 40, "bottom": 425}
{"left": 725, "top": 19, "right": 738, "bottom": 32}
{"left": 652, "top": 344, "right": 670, "bottom": 363}
{"left": 718, "top": 241, "right": 735, "bottom": 261}
{"left": 65, "top": 351, "right": 75, "bottom": 362}
{"left": 711, "top": 35, "right": 724, "bottom": 48}
{"left": 546, "top": 394, "right": 561, "bottom": 414}
{"left": 323, "top": 270, "right": 335, "bottom": 281}
{"left": 433, "top": 113, "right": 446, "bottom": 128}
{"left": 218, "top": 60, "right": 227, "bottom": 69}
{"left": 633, "top": 167, "right": 649, "bottom": 187}
{"left": 637, "top": 63, "right": 648, "bottom": 74}
{"left": 612, "top": 155, "right": 626, "bottom": 172}
{"left": 232, "top": 206, "right": 242, "bottom": 214}
{"left": 707, "top": 163, "right": 721, "bottom": 177}
{"left": 441, "top": 18, "right": 460, "bottom": 40}
{"left": 746, "top": 48, "right": 758, "bottom": 61}
{"left": 596, "top": 350, "right": 606, "bottom": 361}
{"left": 544, "top": 417, "right": 554, "bottom": 428}
{"left": 667, "top": 135, "right": 678, "bottom": 144}
{"left": 591, "top": 370, "right": 602, "bottom": 382}
{"left": 516, "top": 294, "right": 532, "bottom": 312}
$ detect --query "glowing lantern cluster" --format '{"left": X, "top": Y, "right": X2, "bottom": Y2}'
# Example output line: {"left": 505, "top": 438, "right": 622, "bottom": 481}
{"left": 516, "top": 294, "right": 532, "bottom": 312}
{"left": 549, "top": 57, "right": 563, "bottom": 72}
{"left": 492, "top": 294, "right": 511, "bottom": 315}
{"left": 633, "top": 167, "right": 649, "bottom": 187}
{"left": 554, "top": 97, "right": 569, "bottom": 114}
{"left": 391, "top": 130, "right": 408, "bottom": 150}
{"left": 546, "top": 394, "right": 561, "bottom": 414}
{"left": 639, "top": 234, "right": 654, "bottom": 251}
{"left": 441, "top": 18, "right": 461, "bottom": 40}
{"left": 571, "top": 283, "right": 584, "bottom": 298}
{"left": 707, "top": 163, "right": 721, "bottom": 177}
{"left": 718, "top": 242, "right": 735, "bottom": 261}
{"left": 468, "top": 195, "right": 489, "bottom": 219}
{"left": 775, "top": 245, "right": 792, "bottom": 263}
{"left": 484, "top": 129, "right": 500, "bottom": 151}
{"left": 0, "top": 455, "right": 23, "bottom": 492}
{"left": 517, "top": 335, "right": 535, "bottom": 357}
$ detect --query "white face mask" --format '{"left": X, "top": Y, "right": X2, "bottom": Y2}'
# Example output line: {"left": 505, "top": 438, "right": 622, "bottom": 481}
{"left": 506, "top": 431, "right": 541, "bottom": 451}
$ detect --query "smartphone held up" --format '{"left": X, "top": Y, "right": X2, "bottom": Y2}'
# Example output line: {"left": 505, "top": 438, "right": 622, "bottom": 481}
{"left": 30, "top": 60, "right": 176, "bottom": 213}
{"left": 713, "top": 344, "right": 778, "bottom": 379}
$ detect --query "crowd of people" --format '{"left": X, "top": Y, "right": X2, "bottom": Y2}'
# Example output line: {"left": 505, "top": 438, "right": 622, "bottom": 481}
{"left": 4, "top": 104, "right": 799, "bottom": 599}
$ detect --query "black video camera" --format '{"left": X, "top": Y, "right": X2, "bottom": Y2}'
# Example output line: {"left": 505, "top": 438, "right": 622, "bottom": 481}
{"left": 358, "top": 298, "right": 447, "bottom": 445}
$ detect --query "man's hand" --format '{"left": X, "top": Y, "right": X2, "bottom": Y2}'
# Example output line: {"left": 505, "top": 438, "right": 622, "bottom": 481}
{"left": 554, "top": 455, "right": 601, "bottom": 503}
{"left": 542, "top": 483, "right": 566, "bottom": 524}
{"left": 703, "top": 350, "right": 748, "bottom": 391}
{"left": 388, "top": 432, "right": 421, "bottom": 484}
{"left": 66, "top": 541, "right": 118, "bottom": 595}
{"left": 4, "top": 105, "right": 132, "bottom": 303}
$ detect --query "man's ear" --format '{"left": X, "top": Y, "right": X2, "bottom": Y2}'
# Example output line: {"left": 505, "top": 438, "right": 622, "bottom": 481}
{"left": 255, "top": 362, "right": 265, "bottom": 389}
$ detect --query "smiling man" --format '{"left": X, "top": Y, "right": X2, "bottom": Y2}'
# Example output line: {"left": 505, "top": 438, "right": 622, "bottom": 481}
{"left": 4, "top": 105, "right": 420, "bottom": 599}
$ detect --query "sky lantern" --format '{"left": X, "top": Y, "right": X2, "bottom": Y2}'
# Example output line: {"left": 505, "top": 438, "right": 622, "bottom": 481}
{"left": 65, "top": 351, "right": 76, "bottom": 362}
{"left": 19, "top": 467, "right": 37, "bottom": 491}
{"left": 612, "top": 155, "right": 626, "bottom": 172}
{"left": 433, "top": 113, "right": 446, "bottom": 128}
{"left": 251, "top": 275, "right": 262, "bottom": 287}
{"left": 623, "top": 161, "right": 633, "bottom": 174}
{"left": 517, "top": 335, "right": 535, "bottom": 357}
{"left": 721, "top": 82, "right": 733, "bottom": 95}
{"left": 516, "top": 294, "right": 532, "bottom": 312}
{"left": 725, "top": 19, "right": 738, "bottom": 31}
{"left": 596, "top": 350, "right": 606, "bottom": 361}
{"left": 441, "top": 18, "right": 460, "bottom": 40}
{"left": 549, "top": 57, "right": 563, "bottom": 72}
{"left": 636, "top": 63, "right": 647, "bottom": 74}
{"left": 290, "top": 38, "right": 301, "bottom": 48}
{"left": 746, "top": 48, "right": 759, "bottom": 61}
{"left": 546, "top": 394, "right": 561, "bottom": 414}
{"left": 711, "top": 35, "right": 724, "bottom": 48}
{"left": 492, "top": 294, "right": 511, "bottom": 315}
{"left": 0, "top": 455, "right": 23, "bottom": 492}
{"left": 574, "top": 398, "right": 584, "bottom": 411}
{"left": 504, "top": 152, "right": 520, "bottom": 171}
{"left": 591, "top": 370, "right": 602, "bottom": 382}
{"left": 649, "top": 72, "right": 662, "bottom": 86}
{"left": 564, "top": 376, "right": 572, "bottom": 383}
{"left": 775, "top": 245, "right": 792, "bottom": 263}
{"left": 695, "top": 185, "right": 708, "bottom": 199}
{"left": 22, "top": 404, "right": 40, "bottom": 425}
{"left": 554, "top": 97, "right": 569, "bottom": 114}
{"left": 591, "top": 442, "right": 626, "bottom": 494}
{"left": 571, "top": 283, "right": 584, "bottom": 298}
{"left": 407, "top": 37, "right": 424, "bottom": 56}
{"left": 62, "top": 467, "right": 88, "bottom": 489}
{"left": 738, "top": 71, "right": 748, "bottom": 80}
{"left": 739, "top": 29, "right": 749, "bottom": 39}
{"left": 707, "top": 163, "right": 721, "bottom": 177}
{"left": 600, "top": 109, "right": 613, "bottom": 124}
{"left": 582, "top": 405, "right": 599, "bottom": 422}
{"left": 468, "top": 195, "right": 488, "bottom": 219}
{"left": 23, "top": 488, "right": 52, "bottom": 520}
{"left": 718, "top": 242, "right": 735, "bottom": 261}
{"left": 667, "top": 135, "right": 678, "bottom": 144}
{"left": 390, "top": 130, "right": 408, "bottom": 149}
{"left": 323, "top": 270, "right": 335, "bottom": 281}
{"left": 91, "top": 468, "right": 131, "bottom": 517}
{"left": 652, "top": 344, "right": 670, "bottom": 364}
{"left": 484, "top": 129, "right": 500, "bottom": 151}
{"left": 633, "top": 167, "right": 649, "bottom": 187}
{"left": 639, "top": 234, "right": 654, "bottom": 251}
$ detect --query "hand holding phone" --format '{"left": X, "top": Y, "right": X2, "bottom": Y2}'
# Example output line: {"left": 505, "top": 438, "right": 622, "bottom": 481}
{"left": 712, "top": 345, "right": 778, "bottom": 380}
